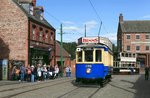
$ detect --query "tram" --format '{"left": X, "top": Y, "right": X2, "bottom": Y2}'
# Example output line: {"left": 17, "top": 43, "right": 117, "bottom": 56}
{"left": 75, "top": 37, "right": 113, "bottom": 86}
{"left": 113, "top": 52, "right": 140, "bottom": 74}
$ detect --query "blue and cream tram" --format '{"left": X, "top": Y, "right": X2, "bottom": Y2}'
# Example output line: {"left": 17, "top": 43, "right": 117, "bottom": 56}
{"left": 75, "top": 37, "right": 113, "bottom": 85}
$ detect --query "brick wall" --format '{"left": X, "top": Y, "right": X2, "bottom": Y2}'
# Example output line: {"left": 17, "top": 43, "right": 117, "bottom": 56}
{"left": 0, "top": 0, "right": 29, "bottom": 65}
{"left": 123, "top": 32, "right": 150, "bottom": 53}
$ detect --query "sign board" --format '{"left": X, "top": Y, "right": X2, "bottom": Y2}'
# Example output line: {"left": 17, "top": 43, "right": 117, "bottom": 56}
{"left": 82, "top": 37, "right": 99, "bottom": 44}
{"left": 78, "top": 36, "right": 113, "bottom": 50}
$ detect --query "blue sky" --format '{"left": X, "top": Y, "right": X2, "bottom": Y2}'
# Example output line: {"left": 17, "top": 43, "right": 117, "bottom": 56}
{"left": 37, "top": 0, "right": 150, "bottom": 44}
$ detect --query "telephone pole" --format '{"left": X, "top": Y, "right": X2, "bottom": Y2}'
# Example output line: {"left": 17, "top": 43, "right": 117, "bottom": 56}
{"left": 60, "top": 24, "right": 64, "bottom": 77}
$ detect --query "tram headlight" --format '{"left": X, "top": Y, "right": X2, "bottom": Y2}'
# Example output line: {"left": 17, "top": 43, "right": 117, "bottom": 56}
{"left": 86, "top": 68, "right": 91, "bottom": 74}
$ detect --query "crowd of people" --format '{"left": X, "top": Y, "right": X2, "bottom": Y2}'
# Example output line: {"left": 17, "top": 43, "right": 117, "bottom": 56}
{"left": 10, "top": 63, "right": 69, "bottom": 82}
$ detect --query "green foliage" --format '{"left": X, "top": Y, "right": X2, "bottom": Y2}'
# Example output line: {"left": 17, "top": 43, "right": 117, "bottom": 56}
{"left": 62, "top": 42, "right": 77, "bottom": 60}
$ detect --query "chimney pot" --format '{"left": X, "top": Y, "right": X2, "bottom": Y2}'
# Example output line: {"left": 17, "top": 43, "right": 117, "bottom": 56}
{"left": 119, "top": 13, "right": 123, "bottom": 22}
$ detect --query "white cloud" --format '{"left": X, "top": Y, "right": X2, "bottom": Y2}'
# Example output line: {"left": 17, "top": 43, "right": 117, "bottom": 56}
{"left": 103, "top": 33, "right": 117, "bottom": 45}
{"left": 142, "top": 15, "right": 150, "bottom": 19}
{"left": 63, "top": 26, "right": 80, "bottom": 31}
{"left": 84, "top": 20, "right": 98, "bottom": 31}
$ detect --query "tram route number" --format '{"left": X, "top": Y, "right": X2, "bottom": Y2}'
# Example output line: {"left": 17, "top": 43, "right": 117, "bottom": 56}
{"left": 86, "top": 65, "right": 92, "bottom": 68}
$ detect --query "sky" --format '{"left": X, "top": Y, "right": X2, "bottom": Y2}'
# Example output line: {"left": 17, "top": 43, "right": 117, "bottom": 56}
{"left": 36, "top": 0, "right": 150, "bottom": 45}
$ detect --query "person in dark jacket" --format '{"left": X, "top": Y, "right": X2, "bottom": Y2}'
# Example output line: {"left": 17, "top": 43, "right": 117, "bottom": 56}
{"left": 145, "top": 66, "right": 149, "bottom": 80}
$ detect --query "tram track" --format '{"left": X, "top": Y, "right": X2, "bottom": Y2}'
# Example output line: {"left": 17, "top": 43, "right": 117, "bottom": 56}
{"left": 0, "top": 77, "right": 73, "bottom": 93}
{"left": 0, "top": 78, "right": 74, "bottom": 98}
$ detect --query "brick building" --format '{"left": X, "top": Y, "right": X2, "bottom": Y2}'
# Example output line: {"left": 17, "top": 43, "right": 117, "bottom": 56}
{"left": 117, "top": 14, "right": 150, "bottom": 67}
{"left": 55, "top": 41, "right": 71, "bottom": 73}
{"left": 0, "top": 0, "right": 56, "bottom": 79}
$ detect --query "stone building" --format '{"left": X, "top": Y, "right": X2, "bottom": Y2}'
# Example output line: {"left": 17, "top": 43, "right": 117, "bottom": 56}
{"left": 0, "top": 0, "right": 55, "bottom": 79}
{"left": 117, "top": 14, "right": 150, "bottom": 67}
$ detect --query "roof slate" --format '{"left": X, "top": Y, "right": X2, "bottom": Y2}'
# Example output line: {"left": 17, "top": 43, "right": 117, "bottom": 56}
{"left": 120, "top": 21, "right": 150, "bottom": 33}
{"left": 55, "top": 41, "right": 70, "bottom": 57}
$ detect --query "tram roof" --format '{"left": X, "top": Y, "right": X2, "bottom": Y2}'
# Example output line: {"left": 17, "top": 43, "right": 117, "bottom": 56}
{"left": 77, "top": 43, "right": 111, "bottom": 50}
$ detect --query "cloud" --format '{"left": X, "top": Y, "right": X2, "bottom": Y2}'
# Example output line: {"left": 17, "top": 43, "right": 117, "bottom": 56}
{"left": 63, "top": 26, "right": 80, "bottom": 31}
{"left": 84, "top": 20, "right": 98, "bottom": 31}
{"left": 142, "top": 15, "right": 150, "bottom": 19}
{"left": 102, "top": 33, "right": 117, "bottom": 45}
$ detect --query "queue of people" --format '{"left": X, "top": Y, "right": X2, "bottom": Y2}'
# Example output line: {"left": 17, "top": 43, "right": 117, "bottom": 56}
{"left": 11, "top": 64, "right": 61, "bottom": 82}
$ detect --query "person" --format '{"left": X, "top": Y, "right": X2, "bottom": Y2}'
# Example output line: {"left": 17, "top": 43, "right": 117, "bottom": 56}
{"left": 130, "top": 64, "right": 134, "bottom": 75}
{"left": 68, "top": 66, "right": 71, "bottom": 77}
{"left": 145, "top": 66, "right": 149, "bottom": 80}
{"left": 11, "top": 65, "right": 16, "bottom": 80}
{"left": 31, "top": 65, "right": 35, "bottom": 82}
{"left": 37, "top": 64, "right": 42, "bottom": 81}
{"left": 65, "top": 66, "right": 69, "bottom": 77}
{"left": 48, "top": 65, "right": 55, "bottom": 79}
{"left": 20, "top": 64, "right": 26, "bottom": 81}
{"left": 54, "top": 64, "right": 59, "bottom": 78}
{"left": 42, "top": 64, "right": 47, "bottom": 81}
{"left": 26, "top": 66, "right": 31, "bottom": 82}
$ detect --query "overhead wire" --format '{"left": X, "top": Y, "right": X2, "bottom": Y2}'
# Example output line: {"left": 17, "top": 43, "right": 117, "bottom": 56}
{"left": 88, "top": 0, "right": 110, "bottom": 36}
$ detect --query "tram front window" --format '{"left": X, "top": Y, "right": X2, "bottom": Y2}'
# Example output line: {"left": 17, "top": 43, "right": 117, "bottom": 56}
{"left": 77, "top": 51, "right": 82, "bottom": 62}
{"left": 96, "top": 50, "right": 102, "bottom": 62}
{"left": 85, "top": 50, "right": 93, "bottom": 62}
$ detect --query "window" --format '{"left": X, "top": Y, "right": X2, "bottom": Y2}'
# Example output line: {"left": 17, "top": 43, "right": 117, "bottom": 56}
{"left": 77, "top": 51, "right": 82, "bottom": 62}
{"left": 32, "top": 29, "right": 36, "bottom": 40}
{"left": 136, "top": 35, "right": 140, "bottom": 39}
{"left": 96, "top": 50, "right": 102, "bottom": 62}
{"left": 136, "top": 46, "right": 140, "bottom": 51}
{"left": 85, "top": 50, "right": 93, "bottom": 62}
{"left": 146, "top": 35, "right": 150, "bottom": 39}
{"left": 50, "top": 32, "right": 53, "bottom": 41}
{"left": 127, "top": 45, "right": 130, "bottom": 51}
{"left": 146, "top": 46, "right": 149, "bottom": 51}
{"left": 39, "top": 32, "right": 43, "bottom": 41}
{"left": 126, "top": 35, "right": 130, "bottom": 39}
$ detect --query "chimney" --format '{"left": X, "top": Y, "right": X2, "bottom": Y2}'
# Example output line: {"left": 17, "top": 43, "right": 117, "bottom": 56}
{"left": 32, "top": 0, "right": 36, "bottom": 6}
{"left": 18, "top": 0, "right": 36, "bottom": 6}
{"left": 119, "top": 13, "right": 123, "bottom": 22}
{"left": 34, "top": 6, "right": 44, "bottom": 20}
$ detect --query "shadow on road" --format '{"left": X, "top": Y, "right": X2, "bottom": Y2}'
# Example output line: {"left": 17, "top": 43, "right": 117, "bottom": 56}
{"left": 120, "top": 74, "right": 150, "bottom": 98}
{"left": 132, "top": 74, "right": 150, "bottom": 98}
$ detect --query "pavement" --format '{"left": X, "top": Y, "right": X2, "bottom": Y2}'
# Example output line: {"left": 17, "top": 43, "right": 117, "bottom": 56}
{"left": 0, "top": 80, "right": 20, "bottom": 86}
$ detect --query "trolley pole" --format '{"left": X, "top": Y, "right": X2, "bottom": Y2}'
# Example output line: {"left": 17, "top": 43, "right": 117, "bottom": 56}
{"left": 60, "top": 24, "right": 64, "bottom": 77}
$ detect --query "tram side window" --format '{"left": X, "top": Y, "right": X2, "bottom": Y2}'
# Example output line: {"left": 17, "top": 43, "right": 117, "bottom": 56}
{"left": 85, "top": 50, "right": 93, "bottom": 62}
{"left": 96, "top": 50, "right": 102, "bottom": 62}
{"left": 77, "top": 51, "right": 82, "bottom": 62}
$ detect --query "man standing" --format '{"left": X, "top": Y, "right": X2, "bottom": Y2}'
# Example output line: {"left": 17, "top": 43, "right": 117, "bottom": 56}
{"left": 20, "top": 64, "right": 26, "bottom": 81}
{"left": 145, "top": 66, "right": 149, "bottom": 80}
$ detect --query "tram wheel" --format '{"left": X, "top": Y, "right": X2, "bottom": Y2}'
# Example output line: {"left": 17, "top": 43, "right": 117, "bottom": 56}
{"left": 76, "top": 78, "right": 80, "bottom": 82}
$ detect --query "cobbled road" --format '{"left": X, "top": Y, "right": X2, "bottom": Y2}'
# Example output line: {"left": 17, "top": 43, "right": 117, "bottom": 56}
{"left": 0, "top": 74, "right": 150, "bottom": 98}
